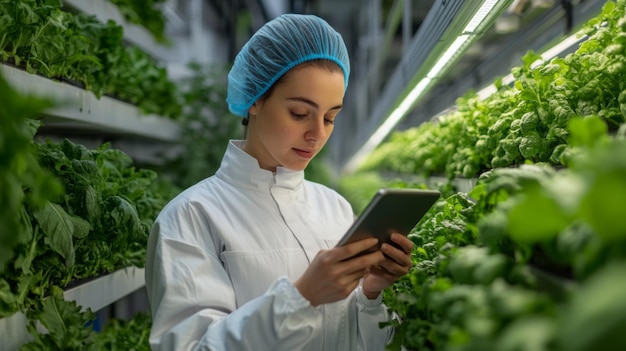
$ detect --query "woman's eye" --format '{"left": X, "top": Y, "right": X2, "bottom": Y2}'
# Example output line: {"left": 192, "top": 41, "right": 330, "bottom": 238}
{"left": 324, "top": 119, "right": 335, "bottom": 125}
{"left": 291, "top": 112, "right": 307, "bottom": 118}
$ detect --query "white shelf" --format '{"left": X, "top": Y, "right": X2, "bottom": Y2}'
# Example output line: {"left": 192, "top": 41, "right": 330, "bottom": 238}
{"left": 0, "top": 313, "right": 30, "bottom": 351}
{"left": 62, "top": 0, "right": 175, "bottom": 62}
{"left": 1, "top": 64, "right": 180, "bottom": 142}
{"left": 380, "top": 172, "right": 478, "bottom": 194}
{"left": 63, "top": 266, "right": 145, "bottom": 313}
{"left": 0, "top": 267, "right": 145, "bottom": 351}
{"left": 424, "top": 176, "right": 477, "bottom": 194}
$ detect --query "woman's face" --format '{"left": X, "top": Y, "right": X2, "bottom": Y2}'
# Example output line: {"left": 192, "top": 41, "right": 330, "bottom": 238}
{"left": 244, "top": 65, "right": 345, "bottom": 172}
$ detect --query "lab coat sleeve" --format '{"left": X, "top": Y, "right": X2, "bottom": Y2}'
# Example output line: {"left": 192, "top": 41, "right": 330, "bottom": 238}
{"left": 145, "top": 223, "right": 323, "bottom": 351}
{"left": 354, "top": 285, "right": 396, "bottom": 350}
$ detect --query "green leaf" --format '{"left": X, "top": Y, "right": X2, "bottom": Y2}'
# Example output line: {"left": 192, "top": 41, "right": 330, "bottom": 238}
{"left": 557, "top": 262, "right": 626, "bottom": 351}
{"left": 521, "top": 50, "right": 543, "bottom": 69}
{"left": 0, "top": 278, "right": 18, "bottom": 318}
{"left": 568, "top": 116, "right": 608, "bottom": 148}
{"left": 496, "top": 316, "right": 555, "bottom": 351}
{"left": 578, "top": 173, "right": 626, "bottom": 241}
{"left": 17, "top": 271, "right": 43, "bottom": 307}
{"left": 83, "top": 185, "right": 99, "bottom": 223}
{"left": 13, "top": 223, "right": 41, "bottom": 274}
{"left": 71, "top": 215, "right": 90, "bottom": 239}
{"left": 448, "top": 246, "right": 507, "bottom": 284}
{"left": 25, "top": 286, "right": 95, "bottom": 350}
{"left": 33, "top": 201, "right": 75, "bottom": 267}
{"left": 507, "top": 184, "right": 570, "bottom": 244}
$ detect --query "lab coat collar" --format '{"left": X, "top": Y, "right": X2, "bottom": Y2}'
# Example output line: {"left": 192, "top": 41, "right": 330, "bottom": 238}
{"left": 216, "top": 140, "right": 304, "bottom": 191}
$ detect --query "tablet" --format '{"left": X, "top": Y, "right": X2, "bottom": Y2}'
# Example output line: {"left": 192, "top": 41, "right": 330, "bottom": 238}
{"left": 336, "top": 188, "right": 441, "bottom": 252}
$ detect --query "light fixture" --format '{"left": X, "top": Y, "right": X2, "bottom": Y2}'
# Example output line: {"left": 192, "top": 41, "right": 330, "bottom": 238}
{"left": 343, "top": 0, "right": 511, "bottom": 174}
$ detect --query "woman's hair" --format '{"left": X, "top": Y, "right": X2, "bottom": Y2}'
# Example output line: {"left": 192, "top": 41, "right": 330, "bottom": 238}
{"left": 227, "top": 14, "right": 350, "bottom": 118}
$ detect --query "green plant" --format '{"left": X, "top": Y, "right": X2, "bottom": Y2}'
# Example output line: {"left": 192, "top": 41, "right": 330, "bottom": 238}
{"left": 0, "top": 71, "right": 61, "bottom": 273}
{"left": 382, "top": 116, "right": 626, "bottom": 351}
{"left": 361, "top": 0, "right": 626, "bottom": 179}
{"left": 107, "top": 0, "right": 168, "bottom": 43}
{"left": 92, "top": 311, "right": 152, "bottom": 351}
{"left": 21, "top": 286, "right": 96, "bottom": 351}
{"left": 0, "top": 0, "right": 182, "bottom": 118}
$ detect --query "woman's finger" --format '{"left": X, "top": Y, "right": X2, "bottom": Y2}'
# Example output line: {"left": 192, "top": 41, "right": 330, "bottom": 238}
{"left": 342, "top": 249, "right": 385, "bottom": 274}
{"left": 337, "top": 237, "right": 380, "bottom": 261}
{"left": 381, "top": 243, "right": 413, "bottom": 268}
{"left": 388, "top": 233, "right": 414, "bottom": 254}
{"left": 377, "top": 259, "right": 410, "bottom": 276}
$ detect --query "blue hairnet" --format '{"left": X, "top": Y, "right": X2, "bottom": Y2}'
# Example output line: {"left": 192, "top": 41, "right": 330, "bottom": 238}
{"left": 226, "top": 14, "right": 350, "bottom": 117}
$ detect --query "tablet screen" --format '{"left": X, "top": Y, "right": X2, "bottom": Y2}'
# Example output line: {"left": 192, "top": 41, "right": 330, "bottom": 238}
{"left": 336, "top": 188, "right": 441, "bottom": 248}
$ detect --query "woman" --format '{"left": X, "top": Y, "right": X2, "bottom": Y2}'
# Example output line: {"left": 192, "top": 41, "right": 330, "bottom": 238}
{"left": 145, "top": 13, "right": 414, "bottom": 350}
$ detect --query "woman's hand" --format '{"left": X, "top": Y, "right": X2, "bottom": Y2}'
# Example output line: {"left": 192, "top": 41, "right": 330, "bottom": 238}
{"left": 361, "top": 233, "right": 414, "bottom": 299}
{"left": 294, "top": 238, "right": 385, "bottom": 307}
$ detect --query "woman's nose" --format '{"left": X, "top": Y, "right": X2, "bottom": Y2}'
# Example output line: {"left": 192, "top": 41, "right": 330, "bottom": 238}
{"left": 306, "top": 117, "right": 327, "bottom": 142}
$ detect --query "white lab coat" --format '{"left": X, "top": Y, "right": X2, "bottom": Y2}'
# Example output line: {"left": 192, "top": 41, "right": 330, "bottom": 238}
{"left": 145, "top": 140, "right": 394, "bottom": 350}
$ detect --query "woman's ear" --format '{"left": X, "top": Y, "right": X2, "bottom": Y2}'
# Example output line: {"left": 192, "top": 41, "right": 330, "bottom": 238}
{"left": 248, "top": 102, "right": 258, "bottom": 116}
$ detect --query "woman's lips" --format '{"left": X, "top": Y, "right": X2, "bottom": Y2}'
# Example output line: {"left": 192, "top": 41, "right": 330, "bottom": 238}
{"left": 293, "top": 148, "right": 315, "bottom": 159}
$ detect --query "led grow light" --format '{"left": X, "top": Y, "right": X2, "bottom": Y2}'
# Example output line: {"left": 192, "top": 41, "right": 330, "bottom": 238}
{"left": 344, "top": 0, "right": 510, "bottom": 174}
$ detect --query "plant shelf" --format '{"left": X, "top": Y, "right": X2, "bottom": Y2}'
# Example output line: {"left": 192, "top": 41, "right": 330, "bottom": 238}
{"left": 380, "top": 172, "right": 479, "bottom": 194}
{"left": 0, "top": 266, "right": 145, "bottom": 351}
{"left": 63, "top": 266, "right": 146, "bottom": 313}
{"left": 1, "top": 64, "right": 180, "bottom": 142}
